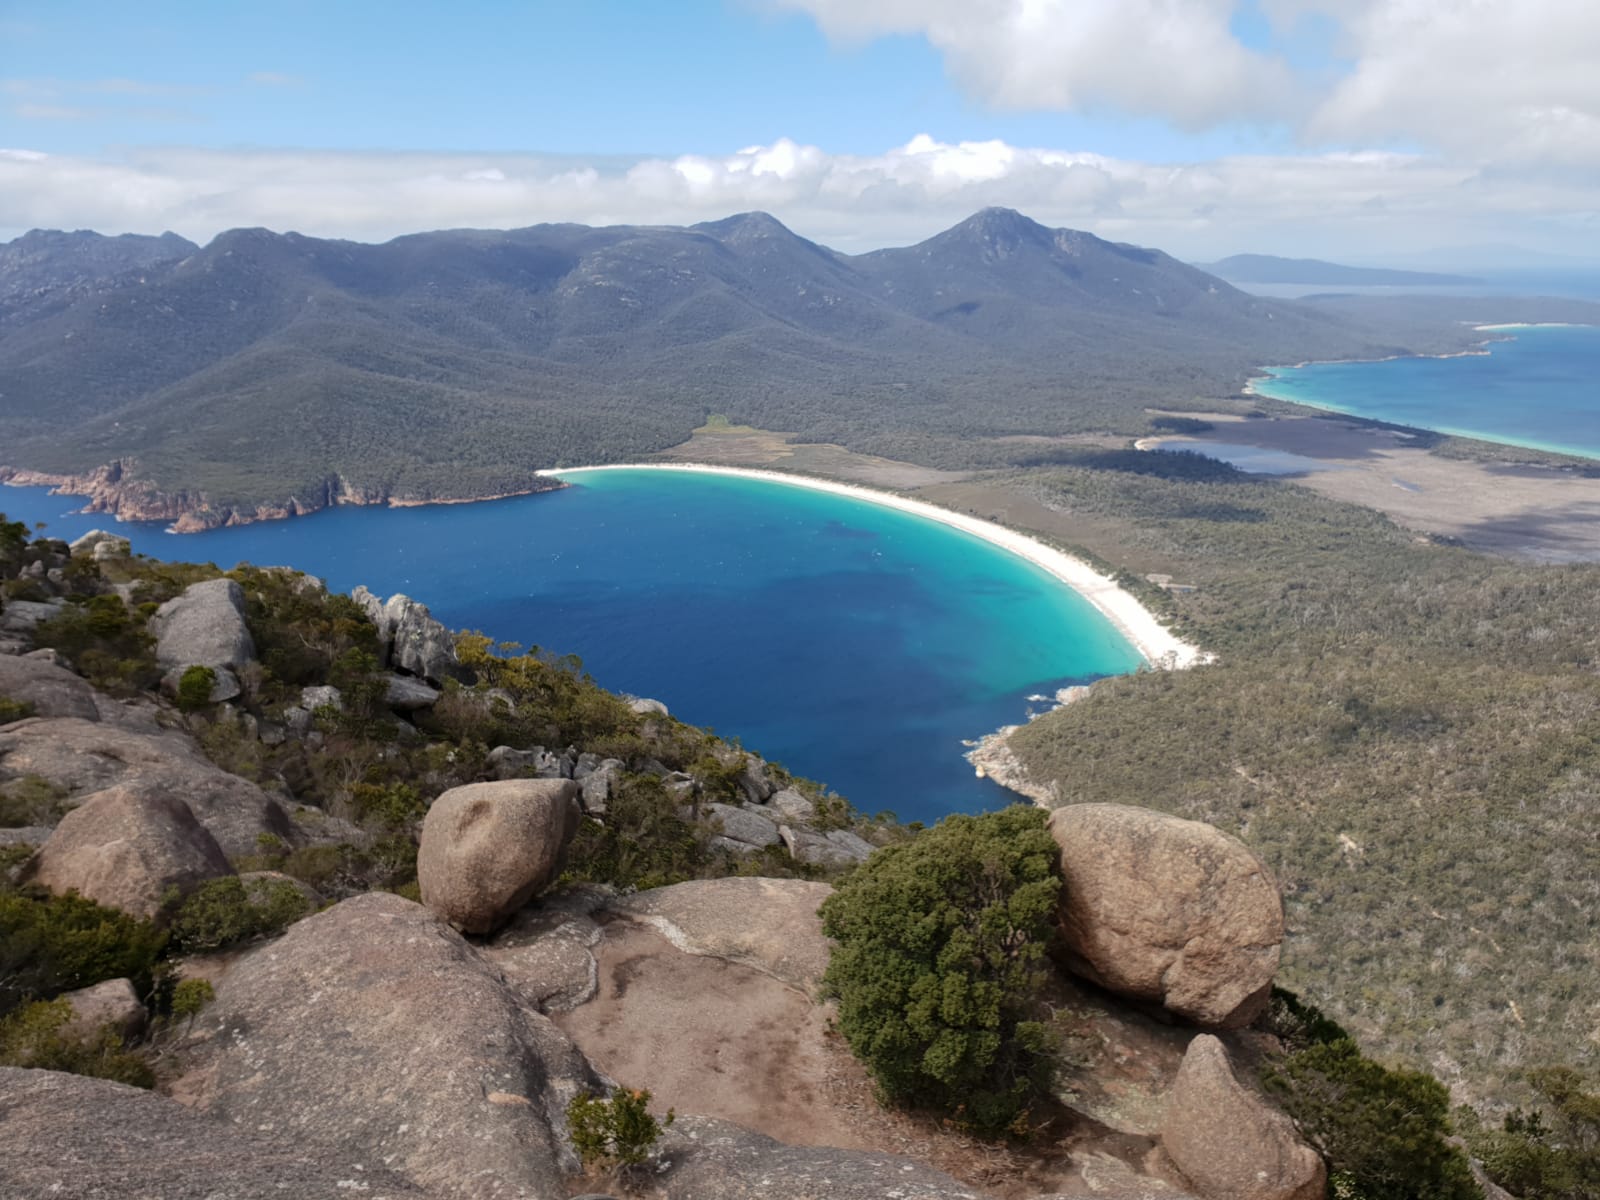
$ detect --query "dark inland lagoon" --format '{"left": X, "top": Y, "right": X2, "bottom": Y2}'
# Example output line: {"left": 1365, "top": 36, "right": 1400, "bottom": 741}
{"left": 1249, "top": 323, "right": 1600, "bottom": 460}
{"left": 0, "top": 467, "right": 1143, "bottom": 824}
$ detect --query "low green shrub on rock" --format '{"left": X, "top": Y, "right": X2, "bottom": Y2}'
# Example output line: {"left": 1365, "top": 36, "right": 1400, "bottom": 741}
{"left": 168, "top": 876, "right": 311, "bottom": 953}
{"left": 0, "top": 890, "right": 166, "bottom": 1017}
{"left": 0, "top": 997, "right": 154, "bottom": 1088}
{"left": 1262, "top": 990, "right": 1480, "bottom": 1200}
{"left": 819, "top": 805, "right": 1060, "bottom": 1136}
{"left": 568, "top": 1086, "right": 675, "bottom": 1173}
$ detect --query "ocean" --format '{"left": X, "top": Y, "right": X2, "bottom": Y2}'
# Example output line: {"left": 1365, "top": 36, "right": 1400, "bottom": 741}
{"left": 1247, "top": 323, "right": 1600, "bottom": 460}
{"left": 0, "top": 467, "right": 1142, "bottom": 824}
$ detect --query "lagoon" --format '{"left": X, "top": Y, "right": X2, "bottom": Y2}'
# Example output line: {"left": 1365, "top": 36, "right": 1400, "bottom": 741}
{"left": 1249, "top": 324, "right": 1600, "bottom": 461}
{"left": 1, "top": 467, "right": 1144, "bottom": 824}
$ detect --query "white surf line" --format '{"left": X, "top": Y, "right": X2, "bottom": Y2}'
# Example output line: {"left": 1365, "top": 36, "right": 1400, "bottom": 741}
{"left": 540, "top": 462, "right": 1206, "bottom": 671}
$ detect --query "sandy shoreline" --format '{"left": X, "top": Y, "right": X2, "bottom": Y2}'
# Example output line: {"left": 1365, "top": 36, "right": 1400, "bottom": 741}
{"left": 542, "top": 462, "right": 1204, "bottom": 671}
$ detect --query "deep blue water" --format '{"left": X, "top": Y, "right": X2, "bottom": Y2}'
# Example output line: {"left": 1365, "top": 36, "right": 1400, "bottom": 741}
{"left": 1250, "top": 324, "right": 1600, "bottom": 460}
{"left": 0, "top": 468, "right": 1142, "bottom": 824}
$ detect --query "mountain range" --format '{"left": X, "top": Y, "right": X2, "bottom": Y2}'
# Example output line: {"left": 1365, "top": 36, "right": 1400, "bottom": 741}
{"left": 0, "top": 209, "right": 1482, "bottom": 525}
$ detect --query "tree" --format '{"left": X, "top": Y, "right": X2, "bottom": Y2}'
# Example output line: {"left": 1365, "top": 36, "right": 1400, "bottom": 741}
{"left": 819, "top": 805, "right": 1060, "bottom": 1136}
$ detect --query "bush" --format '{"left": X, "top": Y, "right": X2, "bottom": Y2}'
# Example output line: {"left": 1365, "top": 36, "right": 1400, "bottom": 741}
{"left": 1263, "top": 1035, "right": 1480, "bottom": 1200}
{"left": 568, "top": 1087, "right": 675, "bottom": 1172}
{"left": 175, "top": 665, "right": 217, "bottom": 712}
{"left": 0, "top": 997, "right": 154, "bottom": 1088}
{"left": 168, "top": 876, "right": 311, "bottom": 953}
{"left": 1464, "top": 1067, "right": 1600, "bottom": 1200}
{"left": 819, "top": 805, "right": 1060, "bottom": 1136}
{"left": 0, "top": 695, "right": 35, "bottom": 727}
{"left": 169, "top": 978, "right": 216, "bottom": 1022}
{"left": 0, "top": 774, "right": 69, "bottom": 827}
{"left": 0, "top": 891, "right": 167, "bottom": 1016}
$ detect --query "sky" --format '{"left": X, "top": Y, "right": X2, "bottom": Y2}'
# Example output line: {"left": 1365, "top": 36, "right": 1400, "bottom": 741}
{"left": 1, "top": 0, "right": 1596, "bottom": 262}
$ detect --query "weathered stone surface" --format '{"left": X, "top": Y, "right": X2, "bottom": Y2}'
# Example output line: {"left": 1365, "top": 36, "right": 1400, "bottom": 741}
{"left": 384, "top": 672, "right": 440, "bottom": 712}
{"left": 298, "top": 684, "right": 341, "bottom": 711}
{"left": 627, "top": 695, "right": 669, "bottom": 716}
{"left": 0, "top": 1067, "right": 437, "bottom": 1199}
{"left": 20, "top": 786, "right": 233, "bottom": 918}
{"left": 768, "top": 786, "right": 816, "bottom": 822}
{"left": 487, "top": 744, "right": 564, "bottom": 780}
{"left": 1048, "top": 804, "right": 1284, "bottom": 1028}
{"left": 162, "top": 664, "right": 242, "bottom": 704}
{"left": 61, "top": 977, "right": 146, "bottom": 1041}
{"left": 418, "top": 779, "right": 581, "bottom": 934}
{"left": 0, "top": 654, "right": 100, "bottom": 721}
{"left": 580, "top": 758, "right": 624, "bottom": 813}
{"left": 779, "top": 825, "right": 867, "bottom": 869}
{"left": 653, "top": 1114, "right": 985, "bottom": 1199}
{"left": 0, "top": 717, "right": 298, "bottom": 855}
{"left": 1161, "top": 1035, "right": 1325, "bottom": 1200}
{"left": 0, "top": 598, "right": 65, "bottom": 633}
{"left": 177, "top": 893, "right": 601, "bottom": 1199}
{"left": 825, "top": 828, "right": 875, "bottom": 859}
{"left": 482, "top": 887, "right": 610, "bottom": 1014}
{"left": 150, "top": 578, "right": 256, "bottom": 672}
{"left": 68, "top": 529, "right": 131, "bottom": 560}
{"left": 1041, "top": 1152, "right": 1201, "bottom": 1198}
{"left": 707, "top": 802, "right": 780, "bottom": 848}
{"left": 608, "top": 877, "right": 834, "bottom": 996}
{"left": 352, "top": 587, "right": 469, "bottom": 686}
{"left": 735, "top": 755, "right": 776, "bottom": 804}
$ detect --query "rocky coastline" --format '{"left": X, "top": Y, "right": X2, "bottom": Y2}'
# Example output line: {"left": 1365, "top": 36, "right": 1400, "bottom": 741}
{"left": 0, "top": 459, "right": 564, "bottom": 533}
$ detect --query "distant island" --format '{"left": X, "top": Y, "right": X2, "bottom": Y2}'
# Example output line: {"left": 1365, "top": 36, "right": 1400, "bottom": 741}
{"left": 1197, "top": 252, "right": 1482, "bottom": 287}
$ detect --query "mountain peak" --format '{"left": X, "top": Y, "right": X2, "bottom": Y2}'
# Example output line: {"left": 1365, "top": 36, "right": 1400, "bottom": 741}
{"left": 694, "top": 211, "right": 797, "bottom": 242}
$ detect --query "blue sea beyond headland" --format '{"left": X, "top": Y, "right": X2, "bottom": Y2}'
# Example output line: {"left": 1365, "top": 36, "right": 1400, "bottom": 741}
{"left": 1248, "top": 323, "right": 1600, "bottom": 460}
{"left": 0, "top": 467, "right": 1143, "bottom": 823}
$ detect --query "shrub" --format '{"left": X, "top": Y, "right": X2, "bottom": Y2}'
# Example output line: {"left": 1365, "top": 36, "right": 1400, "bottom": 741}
{"left": 819, "top": 805, "right": 1061, "bottom": 1136}
{"left": 0, "top": 774, "right": 69, "bottom": 827}
{"left": 0, "top": 891, "right": 166, "bottom": 1016}
{"left": 168, "top": 876, "right": 311, "bottom": 953}
{"left": 0, "top": 695, "right": 35, "bottom": 727}
{"left": 169, "top": 978, "right": 216, "bottom": 1022}
{"left": 175, "top": 665, "right": 217, "bottom": 712}
{"left": 0, "top": 997, "right": 154, "bottom": 1088}
{"left": 1464, "top": 1067, "right": 1600, "bottom": 1200}
{"left": 1263, "top": 1035, "right": 1480, "bottom": 1200}
{"left": 567, "top": 1087, "right": 675, "bottom": 1172}
{"left": 560, "top": 774, "right": 706, "bottom": 891}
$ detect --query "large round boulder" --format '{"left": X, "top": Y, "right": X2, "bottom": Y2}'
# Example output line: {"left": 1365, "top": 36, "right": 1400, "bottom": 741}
{"left": 0, "top": 654, "right": 101, "bottom": 721}
{"left": 149, "top": 577, "right": 255, "bottom": 672}
{"left": 20, "top": 785, "right": 233, "bottom": 918}
{"left": 1047, "top": 804, "right": 1283, "bottom": 1028}
{"left": 418, "top": 779, "right": 581, "bottom": 934}
{"left": 174, "top": 893, "right": 601, "bottom": 1199}
{"left": 1160, "top": 1035, "right": 1325, "bottom": 1200}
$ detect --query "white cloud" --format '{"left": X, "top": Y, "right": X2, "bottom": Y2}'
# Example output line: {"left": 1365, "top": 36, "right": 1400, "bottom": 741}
{"left": 0, "top": 136, "right": 1591, "bottom": 261}
{"left": 771, "top": 0, "right": 1600, "bottom": 165}
{"left": 768, "top": 0, "right": 1297, "bottom": 127}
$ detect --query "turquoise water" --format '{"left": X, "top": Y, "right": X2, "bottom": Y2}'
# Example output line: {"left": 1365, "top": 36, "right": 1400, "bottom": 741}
{"left": 0, "top": 467, "right": 1142, "bottom": 823}
{"left": 1249, "top": 324, "right": 1600, "bottom": 460}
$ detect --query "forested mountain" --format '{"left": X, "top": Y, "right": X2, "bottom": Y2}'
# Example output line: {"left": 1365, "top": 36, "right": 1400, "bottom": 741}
{"left": 0, "top": 210, "right": 1468, "bottom": 517}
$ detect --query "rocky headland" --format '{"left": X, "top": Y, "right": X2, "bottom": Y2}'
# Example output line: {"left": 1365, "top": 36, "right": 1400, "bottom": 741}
{"left": 0, "top": 459, "right": 564, "bottom": 533}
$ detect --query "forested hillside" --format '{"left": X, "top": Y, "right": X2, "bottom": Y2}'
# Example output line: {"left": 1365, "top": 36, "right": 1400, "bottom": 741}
{"left": 0, "top": 210, "right": 1483, "bottom": 516}
{"left": 1001, "top": 450, "right": 1600, "bottom": 1105}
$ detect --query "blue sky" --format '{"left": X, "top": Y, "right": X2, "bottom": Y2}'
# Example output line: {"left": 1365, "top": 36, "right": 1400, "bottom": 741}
{"left": 1, "top": 0, "right": 1595, "bottom": 260}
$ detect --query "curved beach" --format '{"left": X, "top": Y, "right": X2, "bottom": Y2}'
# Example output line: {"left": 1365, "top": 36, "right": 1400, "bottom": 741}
{"left": 542, "top": 462, "right": 1204, "bottom": 671}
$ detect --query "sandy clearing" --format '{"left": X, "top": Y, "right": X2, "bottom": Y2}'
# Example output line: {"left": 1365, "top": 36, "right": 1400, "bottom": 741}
{"left": 540, "top": 463, "right": 1203, "bottom": 670}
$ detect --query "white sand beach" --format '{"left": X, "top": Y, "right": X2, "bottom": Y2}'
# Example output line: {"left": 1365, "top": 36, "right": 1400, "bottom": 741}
{"left": 541, "top": 463, "right": 1205, "bottom": 670}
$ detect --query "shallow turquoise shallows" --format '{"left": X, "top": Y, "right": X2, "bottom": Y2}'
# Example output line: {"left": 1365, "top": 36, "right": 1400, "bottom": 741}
{"left": 0, "top": 468, "right": 1143, "bottom": 823}
{"left": 1249, "top": 324, "right": 1600, "bottom": 461}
